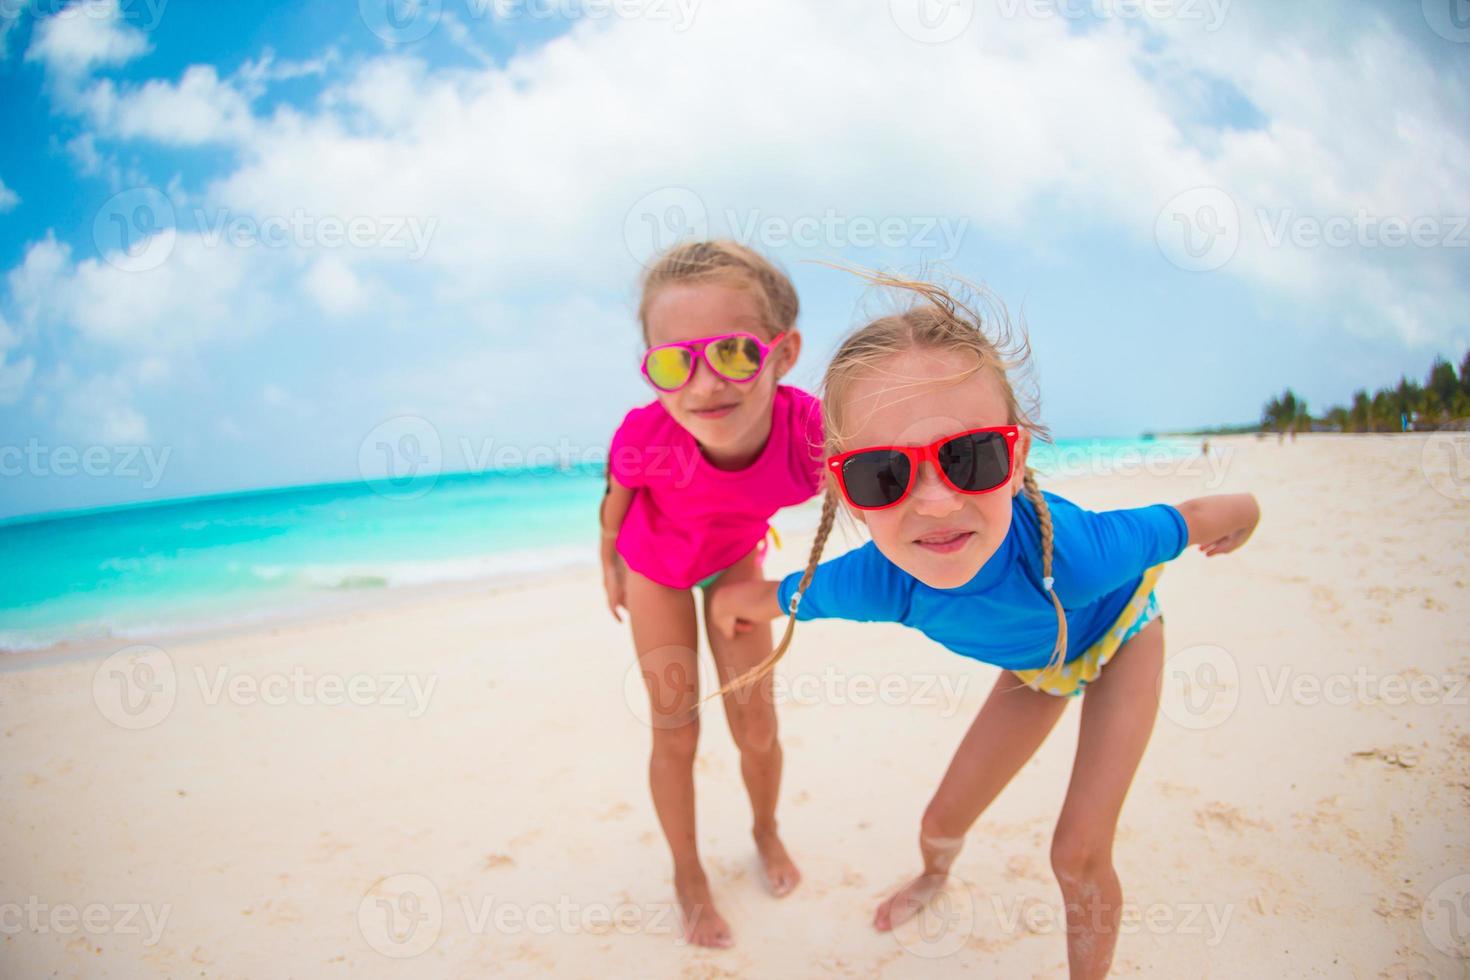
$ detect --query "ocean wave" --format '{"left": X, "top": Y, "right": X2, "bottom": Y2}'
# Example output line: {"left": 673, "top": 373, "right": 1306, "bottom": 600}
{"left": 0, "top": 630, "right": 71, "bottom": 652}
{"left": 0, "top": 620, "right": 119, "bottom": 653}
{"left": 245, "top": 546, "right": 593, "bottom": 591}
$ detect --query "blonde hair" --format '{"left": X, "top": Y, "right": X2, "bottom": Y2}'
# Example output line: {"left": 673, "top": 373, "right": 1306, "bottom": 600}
{"left": 638, "top": 240, "right": 799, "bottom": 342}
{"left": 719, "top": 269, "right": 1068, "bottom": 697}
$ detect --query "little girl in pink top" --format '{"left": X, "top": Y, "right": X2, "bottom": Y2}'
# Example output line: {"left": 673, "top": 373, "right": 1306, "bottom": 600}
{"left": 600, "top": 241, "right": 823, "bottom": 948}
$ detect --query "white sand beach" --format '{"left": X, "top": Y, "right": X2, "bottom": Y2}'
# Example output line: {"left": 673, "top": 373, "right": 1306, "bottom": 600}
{"left": 3, "top": 433, "right": 1468, "bottom": 977}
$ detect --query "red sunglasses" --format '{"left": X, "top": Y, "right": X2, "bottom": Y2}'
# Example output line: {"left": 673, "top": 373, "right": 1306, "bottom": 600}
{"left": 827, "top": 426, "right": 1019, "bottom": 511}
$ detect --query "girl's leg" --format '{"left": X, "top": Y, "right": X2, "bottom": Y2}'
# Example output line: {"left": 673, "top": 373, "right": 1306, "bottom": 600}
{"left": 875, "top": 671, "right": 1069, "bottom": 930}
{"left": 624, "top": 566, "right": 732, "bottom": 948}
{"left": 1050, "top": 618, "right": 1165, "bottom": 980}
{"left": 703, "top": 545, "right": 800, "bottom": 897}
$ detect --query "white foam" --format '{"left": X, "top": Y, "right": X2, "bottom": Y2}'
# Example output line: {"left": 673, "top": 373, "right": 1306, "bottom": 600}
{"left": 246, "top": 545, "right": 592, "bottom": 590}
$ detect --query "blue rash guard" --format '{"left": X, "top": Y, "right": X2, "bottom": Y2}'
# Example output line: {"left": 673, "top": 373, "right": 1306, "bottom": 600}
{"left": 776, "top": 491, "right": 1189, "bottom": 673}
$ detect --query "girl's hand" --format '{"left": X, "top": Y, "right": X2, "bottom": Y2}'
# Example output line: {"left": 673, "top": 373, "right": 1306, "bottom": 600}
{"left": 710, "top": 580, "right": 779, "bottom": 639}
{"left": 1201, "top": 523, "right": 1254, "bottom": 557}
{"left": 602, "top": 558, "right": 626, "bottom": 623}
{"left": 709, "top": 586, "right": 750, "bottom": 640}
{"left": 1179, "top": 493, "right": 1260, "bottom": 557}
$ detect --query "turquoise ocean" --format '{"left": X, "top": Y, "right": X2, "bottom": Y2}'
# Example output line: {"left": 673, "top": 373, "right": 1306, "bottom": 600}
{"left": 0, "top": 438, "right": 1195, "bottom": 652}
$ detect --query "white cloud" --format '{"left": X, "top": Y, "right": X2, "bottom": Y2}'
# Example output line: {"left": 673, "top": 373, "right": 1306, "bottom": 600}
{"left": 82, "top": 65, "right": 258, "bottom": 146}
{"left": 303, "top": 255, "right": 368, "bottom": 316}
{"left": 0, "top": 352, "right": 36, "bottom": 405}
{"left": 1145, "top": 5, "right": 1470, "bottom": 344}
{"left": 24, "top": 0, "right": 150, "bottom": 82}
{"left": 5, "top": 0, "right": 1468, "bottom": 465}
{"left": 0, "top": 176, "right": 17, "bottom": 213}
{"left": 9, "top": 231, "right": 280, "bottom": 351}
{"left": 236, "top": 47, "right": 338, "bottom": 98}
{"left": 62, "top": 372, "right": 150, "bottom": 443}
{"left": 179, "top": 1, "right": 1463, "bottom": 345}
{"left": 7, "top": 232, "right": 71, "bottom": 331}
{"left": 261, "top": 382, "right": 317, "bottom": 421}
{"left": 63, "top": 46, "right": 337, "bottom": 149}
{"left": 23, "top": 0, "right": 1467, "bottom": 348}
{"left": 0, "top": 1, "right": 32, "bottom": 60}
{"left": 0, "top": 313, "right": 34, "bottom": 405}
{"left": 32, "top": 361, "right": 148, "bottom": 444}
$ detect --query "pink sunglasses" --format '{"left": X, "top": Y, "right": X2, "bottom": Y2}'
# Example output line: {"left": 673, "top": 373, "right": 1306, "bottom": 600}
{"left": 641, "top": 332, "right": 785, "bottom": 393}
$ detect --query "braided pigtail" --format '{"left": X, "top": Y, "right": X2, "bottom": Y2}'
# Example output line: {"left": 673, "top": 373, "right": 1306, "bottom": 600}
{"left": 1021, "top": 467, "right": 1068, "bottom": 682}
{"left": 714, "top": 491, "right": 839, "bottom": 698}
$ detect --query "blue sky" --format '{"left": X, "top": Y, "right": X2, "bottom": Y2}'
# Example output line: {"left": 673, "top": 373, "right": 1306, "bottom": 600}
{"left": 0, "top": 0, "right": 1467, "bottom": 520}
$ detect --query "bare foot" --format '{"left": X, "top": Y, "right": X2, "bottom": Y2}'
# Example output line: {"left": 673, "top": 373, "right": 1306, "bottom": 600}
{"left": 675, "top": 871, "right": 733, "bottom": 948}
{"left": 754, "top": 829, "right": 801, "bottom": 897}
{"left": 873, "top": 872, "right": 947, "bottom": 932}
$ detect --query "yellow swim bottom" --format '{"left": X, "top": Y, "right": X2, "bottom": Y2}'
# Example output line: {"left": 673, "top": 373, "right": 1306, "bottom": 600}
{"left": 1012, "top": 564, "right": 1165, "bottom": 698}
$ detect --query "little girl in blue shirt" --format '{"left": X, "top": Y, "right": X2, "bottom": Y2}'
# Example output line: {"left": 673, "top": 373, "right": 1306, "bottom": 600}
{"left": 712, "top": 273, "right": 1259, "bottom": 978}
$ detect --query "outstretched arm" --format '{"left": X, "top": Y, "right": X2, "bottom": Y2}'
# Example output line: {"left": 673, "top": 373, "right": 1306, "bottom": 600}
{"left": 1176, "top": 493, "right": 1260, "bottom": 557}
{"left": 709, "top": 580, "right": 784, "bottom": 639}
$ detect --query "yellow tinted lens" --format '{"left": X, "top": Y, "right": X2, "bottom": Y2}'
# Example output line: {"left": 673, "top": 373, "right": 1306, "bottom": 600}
{"left": 645, "top": 347, "right": 693, "bottom": 390}
{"left": 706, "top": 336, "right": 762, "bottom": 381}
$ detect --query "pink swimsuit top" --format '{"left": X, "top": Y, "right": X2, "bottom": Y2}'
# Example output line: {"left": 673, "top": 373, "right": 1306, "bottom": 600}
{"left": 608, "top": 385, "right": 825, "bottom": 589}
